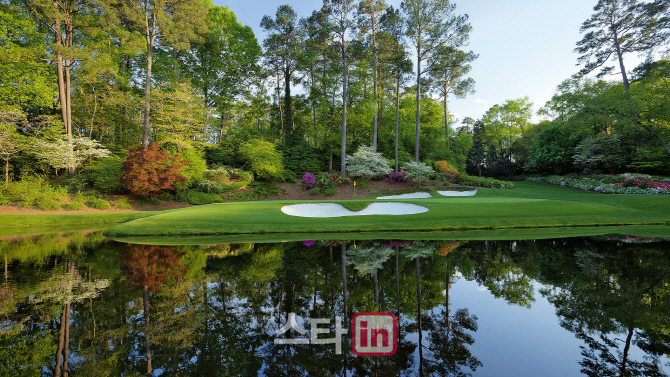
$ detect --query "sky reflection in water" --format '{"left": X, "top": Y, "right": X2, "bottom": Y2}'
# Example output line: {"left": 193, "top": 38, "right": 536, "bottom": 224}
{"left": 1, "top": 231, "right": 669, "bottom": 376}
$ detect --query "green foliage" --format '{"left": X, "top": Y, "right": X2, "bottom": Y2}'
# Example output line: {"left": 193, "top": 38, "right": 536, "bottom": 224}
{"left": 455, "top": 174, "right": 515, "bottom": 189}
{"left": 113, "top": 197, "right": 133, "bottom": 209}
{"left": 337, "top": 177, "right": 352, "bottom": 185}
{"left": 573, "top": 133, "right": 628, "bottom": 173}
{"left": 60, "top": 174, "right": 89, "bottom": 192}
{"left": 62, "top": 201, "right": 85, "bottom": 211}
{"left": 278, "top": 143, "right": 327, "bottom": 176}
{"left": 187, "top": 190, "right": 223, "bottom": 205}
{"left": 176, "top": 148, "right": 207, "bottom": 184}
{"left": 309, "top": 187, "right": 321, "bottom": 195}
{"left": 239, "top": 139, "right": 284, "bottom": 180}
{"left": 34, "top": 196, "right": 60, "bottom": 211}
{"left": 220, "top": 181, "right": 250, "bottom": 191}
{"left": 85, "top": 156, "right": 124, "bottom": 194}
{"left": 323, "top": 186, "right": 336, "bottom": 196}
{"left": 400, "top": 161, "right": 435, "bottom": 185}
{"left": 89, "top": 197, "right": 111, "bottom": 210}
{"left": 222, "top": 181, "right": 285, "bottom": 201}
{"left": 0, "top": 177, "right": 69, "bottom": 208}
{"left": 248, "top": 181, "right": 284, "bottom": 198}
{"left": 197, "top": 179, "right": 225, "bottom": 193}
{"left": 531, "top": 122, "right": 576, "bottom": 175}
{"left": 203, "top": 168, "right": 229, "bottom": 182}
{"left": 204, "top": 133, "right": 250, "bottom": 167}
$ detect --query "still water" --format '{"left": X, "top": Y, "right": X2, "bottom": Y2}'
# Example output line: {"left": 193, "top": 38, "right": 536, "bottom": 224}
{"left": 1, "top": 231, "right": 670, "bottom": 376}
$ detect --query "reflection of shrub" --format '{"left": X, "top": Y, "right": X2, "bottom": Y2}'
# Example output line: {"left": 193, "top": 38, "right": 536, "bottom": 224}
{"left": 187, "top": 190, "right": 222, "bottom": 205}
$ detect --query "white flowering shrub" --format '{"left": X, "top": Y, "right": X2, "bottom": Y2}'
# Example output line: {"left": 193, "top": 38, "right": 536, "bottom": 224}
{"left": 345, "top": 145, "right": 391, "bottom": 177}
{"left": 400, "top": 161, "right": 435, "bottom": 185}
{"left": 33, "top": 135, "right": 110, "bottom": 174}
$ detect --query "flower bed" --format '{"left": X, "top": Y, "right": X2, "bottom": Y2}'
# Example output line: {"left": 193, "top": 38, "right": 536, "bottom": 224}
{"left": 527, "top": 173, "right": 670, "bottom": 194}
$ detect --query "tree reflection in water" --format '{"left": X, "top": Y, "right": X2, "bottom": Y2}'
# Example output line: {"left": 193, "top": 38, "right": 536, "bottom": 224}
{"left": 1, "top": 232, "right": 670, "bottom": 376}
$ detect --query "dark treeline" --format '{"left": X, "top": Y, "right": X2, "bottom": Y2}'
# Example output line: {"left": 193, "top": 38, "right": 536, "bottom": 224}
{"left": 1, "top": 0, "right": 669, "bottom": 183}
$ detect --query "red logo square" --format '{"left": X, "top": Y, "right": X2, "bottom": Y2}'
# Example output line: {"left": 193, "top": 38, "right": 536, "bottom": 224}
{"left": 352, "top": 312, "right": 397, "bottom": 356}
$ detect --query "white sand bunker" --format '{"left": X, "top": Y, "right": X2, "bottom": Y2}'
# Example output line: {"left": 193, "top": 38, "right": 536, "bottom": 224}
{"left": 437, "top": 189, "right": 477, "bottom": 197}
{"left": 281, "top": 202, "right": 429, "bottom": 218}
{"left": 376, "top": 192, "right": 432, "bottom": 199}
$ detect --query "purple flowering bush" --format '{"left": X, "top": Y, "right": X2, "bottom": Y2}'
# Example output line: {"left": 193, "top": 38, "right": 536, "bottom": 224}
{"left": 302, "top": 172, "right": 316, "bottom": 189}
{"left": 383, "top": 171, "right": 409, "bottom": 183}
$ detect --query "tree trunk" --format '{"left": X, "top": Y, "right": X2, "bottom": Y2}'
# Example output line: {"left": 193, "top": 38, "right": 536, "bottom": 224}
{"left": 340, "top": 47, "right": 348, "bottom": 176}
{"left": 64, "top": 17, "right": 73, "bottom": 135}
{"left": 614, "top": 28, "right": 647, "bottom": 149}
{"left": 415, "top": 50, "right": 422, "bottom": 163}
{"left": 416, "top": 256, "right": 423, "bottom": 374}
{"left": 55, "top": 305, "right": 66, "bottom": 377}
{"left": 143, "top": 38, "right": 154, "bottom": 150}
{"left": 341, "top": 243, "right": 348, "bottom": 318}
{"left": 55, "top": 49, "right": 68, "bottom": 136}
{"left": 372, "top": 35, "right": 378, "bottom": 152}
{"left": 395, "top": 75, "right": 400, "bottom": 173}
{"left": 284, "top": 65, "right": 293, "bottom": 146}
{"left": 444, "top": 83, "right": 450, "bottom": 145}
{"left": 143, "top": 285, "right": 153, "bottom": 375}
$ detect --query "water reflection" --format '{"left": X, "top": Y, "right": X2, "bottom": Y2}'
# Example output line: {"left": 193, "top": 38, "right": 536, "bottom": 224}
{"left": 0, "top": 232, "right": 669, "bottom": 376}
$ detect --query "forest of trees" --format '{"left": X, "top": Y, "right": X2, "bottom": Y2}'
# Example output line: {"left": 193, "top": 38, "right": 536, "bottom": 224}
{"left": 1, "top": 0, "right": 670, "bottom": 190}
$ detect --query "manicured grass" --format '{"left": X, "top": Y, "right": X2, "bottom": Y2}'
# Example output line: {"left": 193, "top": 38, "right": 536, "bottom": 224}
{"left": 104, "top": 182, "right": 670, "bottom": 237}
{"left": 0, "top": 212, "right": 156, "bottom": 231}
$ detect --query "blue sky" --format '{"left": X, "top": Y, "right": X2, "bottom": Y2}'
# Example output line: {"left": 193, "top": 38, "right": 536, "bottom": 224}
{"left": 213, "top": 0, "right": 646, "bottom": 125}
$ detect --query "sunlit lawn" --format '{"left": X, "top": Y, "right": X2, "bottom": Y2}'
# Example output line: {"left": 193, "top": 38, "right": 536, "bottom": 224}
{"left": 104, "top": 182, "right": 670, "bottom": 236}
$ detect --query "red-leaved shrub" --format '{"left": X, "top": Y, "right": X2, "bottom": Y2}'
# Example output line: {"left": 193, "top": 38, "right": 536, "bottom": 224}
{"left": 121, "top": 143, "right": 187, "bottom": 198}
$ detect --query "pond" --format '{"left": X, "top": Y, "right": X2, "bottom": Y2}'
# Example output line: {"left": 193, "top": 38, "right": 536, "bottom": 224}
{"left": 1, "top": 230, "right": 670, "bottom": 376}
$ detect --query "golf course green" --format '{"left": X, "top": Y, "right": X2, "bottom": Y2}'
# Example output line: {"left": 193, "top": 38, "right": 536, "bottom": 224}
{"left": 103, "top": 182, "right": 670, "bottom": 237}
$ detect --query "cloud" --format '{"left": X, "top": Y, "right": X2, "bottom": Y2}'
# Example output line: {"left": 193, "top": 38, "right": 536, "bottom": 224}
{"left": 475, "top": 98, "right": 488, "bottom": 105}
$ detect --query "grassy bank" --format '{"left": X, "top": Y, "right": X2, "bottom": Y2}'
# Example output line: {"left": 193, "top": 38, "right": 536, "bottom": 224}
{"left": 107, "top": 225, "right": 670, "bottom": 245}
{"left": 104, "top": 182, "right": 670, "bottom": 237}
{"left": 0, "top": 212, "right": 156, "bottom": 234}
